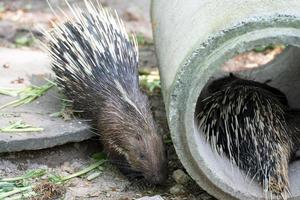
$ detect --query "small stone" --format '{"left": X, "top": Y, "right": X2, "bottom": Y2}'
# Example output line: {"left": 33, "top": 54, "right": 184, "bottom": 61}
{"left": 3, "top": 63, "right": 9, "bottom": 68}
{"left": 70, "top": 161, "right": 84, "bottom": 171}
{"left": 66, "top": 177, "right": 81, "bottom": 187}
{"left": 10, "top": 77, "right": 24, "bottom": 84}
{"left": 172, "top": 169, "right": 190, "bottom": 185}
{"left": 87, "top": 191, "right": 101, "bottom": 197}
{"left": 169, "top": 184, "right": 186, "bottom": 195}
{"left": 73, "top": 143, "right": 81, "bottom": 150}
{"left": 61, "top": 162, "right": 73, "bottom": 174}
{"left": 198, "top": 192, "right": 214, "bottom": 200}
{"left": 119, "top": 198, "right": 130, "bottom": 200}
{"left": 136, "top": 195, "right": 164, "bottom": 200}
{"left": 135, "top": 193, "right": 142, "bottom": 198}
{"left": 0, "top": 21, "right": 16, "bottom": 40}
{"left": 86, "top": 171, "right": 101, "bottom": 181}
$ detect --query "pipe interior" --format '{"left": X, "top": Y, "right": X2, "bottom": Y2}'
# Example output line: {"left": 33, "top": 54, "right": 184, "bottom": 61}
{"left": 193, "top": 45, "right": 300, "bottom": 199}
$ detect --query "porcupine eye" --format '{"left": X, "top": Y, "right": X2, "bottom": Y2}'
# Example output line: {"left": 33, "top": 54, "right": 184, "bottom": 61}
{"left": 134, "top": 136, "right": 146, "bottom": 160}
{"left": 139, "top": 153, "right": 145, "bottom": 160}
{"left": 135, "top": 135, "right": 142, "bottom": 141}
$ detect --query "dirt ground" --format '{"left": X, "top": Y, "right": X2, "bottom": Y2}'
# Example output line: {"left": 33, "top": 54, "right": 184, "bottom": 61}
{"left": 0, "top": 1, "right": 283, "bottom": 200}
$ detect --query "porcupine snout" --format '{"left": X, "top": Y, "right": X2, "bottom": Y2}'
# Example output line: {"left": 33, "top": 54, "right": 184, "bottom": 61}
{"left": 144, "top": 166, "right": 167, "bottom": 184}
{"left": 143, "top": 145, "right": 168, "bottom": 184}
{"left": 144, "top": 152, "right": 168, "bottom": 184}
{"left": 126, "top": 125, "right": 168, "bottom": 184}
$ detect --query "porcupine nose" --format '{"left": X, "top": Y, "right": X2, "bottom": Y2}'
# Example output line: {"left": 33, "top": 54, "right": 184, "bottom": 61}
{"left": 148, "top": 173, "right": 167, "bottom": 184}
{"left": 147, "top": 164, "right": 168, "bottom": 184}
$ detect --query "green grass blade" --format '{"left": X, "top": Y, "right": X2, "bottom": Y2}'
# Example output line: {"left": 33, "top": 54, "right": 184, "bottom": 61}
{"left": 0, "top": 121, "right": 44, "bottom": 133}
{"left": 5, "top": 191, "right": 37, "bottom": 200}
{"left": 0, "top": 83, "right": 54, "bottom": 110}
{"left": 0, "top": 186, "right": 31, "bottom": 199}
{"left": 0, "top": 169, "right": 46, "bottom": 182}
{"left": 0, "top": 88, "right": 22, "bottom": 97}
{"left": 61, "top": 160, "right": 105, "bottom": 182}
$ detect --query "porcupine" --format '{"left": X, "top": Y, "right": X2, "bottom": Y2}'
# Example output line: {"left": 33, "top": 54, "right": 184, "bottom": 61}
{"left": 45, "top": 1, "right": 167, "bottom": 184}
{"left": 197, "top": 74, "right": 298, "bottom": 199}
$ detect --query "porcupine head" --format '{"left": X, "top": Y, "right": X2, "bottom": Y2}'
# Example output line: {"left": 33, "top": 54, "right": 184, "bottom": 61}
{"left": 45, "top": 0, "right": 167, "bottom": 184}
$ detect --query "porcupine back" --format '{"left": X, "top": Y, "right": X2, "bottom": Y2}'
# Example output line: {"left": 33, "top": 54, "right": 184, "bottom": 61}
{"left": 48, "top": 3, "right": 139, "bottom": 118}
{"left": 197, "top": 75, "right": 293, "bottom": 197}
{"left": 46, "top": 1, "right": 167, "bottom": 184}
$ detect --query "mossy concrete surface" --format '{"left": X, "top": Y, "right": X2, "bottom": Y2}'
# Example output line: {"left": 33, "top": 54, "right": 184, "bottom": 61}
{"left": 152, "top": 0, "right": 300, "bottom": 199}
{"left": 0, "top": 48, "right": 93, "bottom": 153}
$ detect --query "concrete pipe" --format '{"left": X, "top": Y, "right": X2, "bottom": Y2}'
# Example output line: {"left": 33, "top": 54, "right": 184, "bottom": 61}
{"left": 151, "top": 1, "right": 300, "bottom": 199}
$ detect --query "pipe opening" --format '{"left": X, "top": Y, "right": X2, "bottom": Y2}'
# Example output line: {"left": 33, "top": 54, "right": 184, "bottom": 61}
{"left": 222, "top": 44, "right": 285, "bottom": 72}
{"left": 193, "top": 44, "right": 300, "bottom": 199}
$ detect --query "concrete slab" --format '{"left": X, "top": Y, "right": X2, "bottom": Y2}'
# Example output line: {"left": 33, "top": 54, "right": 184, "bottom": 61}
{"left": 0, "top": 48, "right": 93, "bottom": 153}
